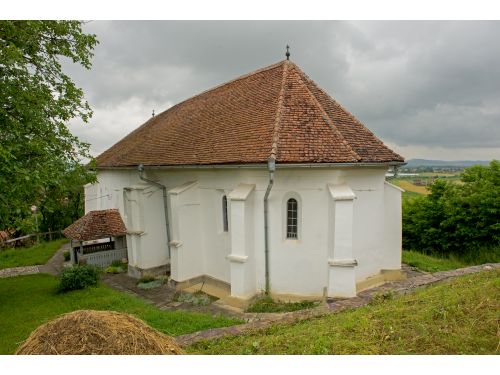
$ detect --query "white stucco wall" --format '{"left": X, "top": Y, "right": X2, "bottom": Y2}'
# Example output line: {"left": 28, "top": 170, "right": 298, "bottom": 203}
{"left": 86, "top": 165, "right": 401, "bottom": 297}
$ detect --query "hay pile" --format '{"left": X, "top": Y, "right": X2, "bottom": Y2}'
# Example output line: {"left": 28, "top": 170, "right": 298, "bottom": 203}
{"left": 16, "top": 310, "right": 184, "bottom": 355}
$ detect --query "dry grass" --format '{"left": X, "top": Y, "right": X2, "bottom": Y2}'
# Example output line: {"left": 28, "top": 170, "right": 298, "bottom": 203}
{"left": 398, "top": 180, "right": 430, "bottom": 195}
{"left": 16, "top": 310, "right": 184, "bottom": 355}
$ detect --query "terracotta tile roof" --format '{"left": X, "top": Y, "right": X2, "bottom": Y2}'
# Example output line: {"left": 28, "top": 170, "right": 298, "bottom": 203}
{"left": 63, "top": 209, "right": 127, "bottom": 241}
{"left": 96, "top": 60, "right": 404, "bottom": 167}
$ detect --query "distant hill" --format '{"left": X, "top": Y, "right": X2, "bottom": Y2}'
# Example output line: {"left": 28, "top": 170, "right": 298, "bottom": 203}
{"left": 405, "top": 159, "right": 490, "bottom": 168}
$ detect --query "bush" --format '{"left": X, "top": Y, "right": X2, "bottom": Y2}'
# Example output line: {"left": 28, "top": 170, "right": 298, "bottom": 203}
{"left": 58, "top": 265, "right": 100, "bottom": 292}
{"left": 63, "top": 251, "right": 70, "bottom": 262}
{"left": 403, "top": 161, "right": 500, "bottom": 258}
{"left": 138, "top": 275, "right": 156, "bottom": 284}
{"left": 246, "top": 296, "right": 317, "bottom": 313}
{"left": 104, "top": 266, "right": 125, "bottom": 274}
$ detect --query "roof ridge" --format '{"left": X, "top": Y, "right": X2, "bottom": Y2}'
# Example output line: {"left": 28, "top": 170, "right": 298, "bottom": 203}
{"left": 291, "top": 63, "right": 361, "bottom": 162}
{"left": 269, "top": 60, "right": 290, "bottom": 160}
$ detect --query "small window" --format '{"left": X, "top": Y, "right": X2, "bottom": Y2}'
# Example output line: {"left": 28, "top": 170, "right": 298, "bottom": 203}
{"left": 286, "top": 198, "right": 298, "bottom": 239}
{"left": 222, "top": 195, "right": 229, "bottom": 232}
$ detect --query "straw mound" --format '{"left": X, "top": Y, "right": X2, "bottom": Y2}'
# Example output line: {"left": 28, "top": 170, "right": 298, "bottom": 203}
{"left": 15, "top": 310, "right": 184, "bottom": 355}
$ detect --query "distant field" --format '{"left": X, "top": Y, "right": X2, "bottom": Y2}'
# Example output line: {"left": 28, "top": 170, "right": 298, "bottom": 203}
{"left": 398, "top": 180, "right": 429, "bottom": 195}
{"left": 418, "top": 172, "right": 457, "bottom": 177}
{"left": 391, "top": 179, "right": 429, "bottom": 196}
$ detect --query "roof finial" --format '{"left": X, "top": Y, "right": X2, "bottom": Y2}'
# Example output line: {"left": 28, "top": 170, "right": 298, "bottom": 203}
{"left": 285, "top": 45, "right": 290, "bottom": 60}
{"left": 152, "top": 109, "right": 155, "bottom": 117}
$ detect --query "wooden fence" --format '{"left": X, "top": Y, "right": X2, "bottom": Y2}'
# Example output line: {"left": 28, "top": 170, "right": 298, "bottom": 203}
{"left": 1, "top": 231, "right": 64, "bottom": 249}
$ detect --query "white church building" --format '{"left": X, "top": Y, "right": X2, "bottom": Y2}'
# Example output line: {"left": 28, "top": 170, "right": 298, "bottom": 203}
{"left": 84, "top": 59, "right": 405, "bottom": 302}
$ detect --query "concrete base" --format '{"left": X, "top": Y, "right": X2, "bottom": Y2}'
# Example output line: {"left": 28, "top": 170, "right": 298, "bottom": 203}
{"left": 170, "top": 274, "right": 231, "bottom": 294}
{"left": 356, "top": 269, "right": 406, "bottom": 292}
{"left": 127, "top": 263, "right": 170, "bottom": 279}
{"left": 270, "top": 292, "right": 324, "bottom": 303}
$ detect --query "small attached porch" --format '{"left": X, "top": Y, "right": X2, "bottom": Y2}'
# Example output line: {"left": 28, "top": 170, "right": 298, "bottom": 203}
{"left": 63, "top": 209, "right": 128, "bottom": 268}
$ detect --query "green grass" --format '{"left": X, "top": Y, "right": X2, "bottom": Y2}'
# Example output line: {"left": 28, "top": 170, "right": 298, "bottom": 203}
{"left": 188, "top": 270, "right": 500, "bottom": 354}
{"left": 403, "top": 247, "right": 500, "bottom": 273}
{"left": 402, "top": 250, "right": 466, "bottom": 272}
{"left": 0, "top": 239, "right": 67, "bottom": 270}
{"left": 0, "top": 273, "right": 242, "bottom": 354}
{"left": 246, "top": 296, "right": 317, "bottom": 313}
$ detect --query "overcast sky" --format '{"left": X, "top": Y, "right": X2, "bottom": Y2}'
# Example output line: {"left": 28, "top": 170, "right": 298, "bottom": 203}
{"left": 65, "top": 21, "right": 500, "bottom": 161}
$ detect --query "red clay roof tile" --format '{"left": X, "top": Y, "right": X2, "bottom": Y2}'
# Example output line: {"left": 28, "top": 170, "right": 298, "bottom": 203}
{"left": 63, "top": 209, "right": 127, "bottom": 241}
{"left": 95, "top": 60, "right": 404, "bottom": 167}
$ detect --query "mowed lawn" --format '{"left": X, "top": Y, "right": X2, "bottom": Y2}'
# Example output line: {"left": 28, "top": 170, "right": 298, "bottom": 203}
{"left": 0, "top": 274, "right": 242, "bottom": 354}
{"left": 0, "top": 239, "right": 67, "bottom": 270}
{"left": 188, "top": 270, "right": 499, "bottom": 354}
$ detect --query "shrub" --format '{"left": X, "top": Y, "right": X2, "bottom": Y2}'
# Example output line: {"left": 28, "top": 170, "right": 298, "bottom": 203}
{"left": 137, "top": 279, "right": 164, "bottom": 290}
{"left": 63, "top": 251, "right": 70, "bottom": 262}
{"left": 246, "top": 296, "right": 317, "bottom": 313}
{"left": 138, "top": 275, "right": 156, "bottom": 284}
{"left": 174, "top": 291, "right": 214, "bottom": 305}
{"left": 403, "top": 161, "right": 500, "bottom": 258}
{"left": 111, "top": 259, "right": 125, "bottom": 267}
{"left": 58, "top": 265, "right": 100, "bottom": 292}
{"left": 104, "top": 266, "right": 125, "bottom": 274}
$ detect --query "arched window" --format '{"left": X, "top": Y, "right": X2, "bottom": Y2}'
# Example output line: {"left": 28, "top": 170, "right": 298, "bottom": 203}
{"left": 286, "top": 198, "right": 298, "bottom": 239}
{"left": 222, "top": 195, "right": 229, "bottom": 232}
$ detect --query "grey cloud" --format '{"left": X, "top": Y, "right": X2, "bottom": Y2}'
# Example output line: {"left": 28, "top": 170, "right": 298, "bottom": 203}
{"left": 63, "top": 21, "right": 500, "bottom": 159}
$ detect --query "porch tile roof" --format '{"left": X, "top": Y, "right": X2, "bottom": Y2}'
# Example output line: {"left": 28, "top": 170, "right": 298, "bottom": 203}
{"left": 63, "top": 209, "right": 127, "bottom": 242}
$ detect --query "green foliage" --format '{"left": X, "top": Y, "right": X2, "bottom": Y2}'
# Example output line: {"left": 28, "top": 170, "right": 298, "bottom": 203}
{"left": 403, "top": 248, "right": 500, "bottom": 273}
{"left": 138, "top": 275, "right": 156, "bottom": 284}
{"left": 189, "top": 270, "right": 499, "bottom": 354}
{"left": 174, "top": 291, "right": 215, "bottom": 306}
{"left": 246, "top": 296, "right": 317, "bottom": 313}
{"left": 0, "top": 274, "right": 243, "bottom": 354}
{"left": 105, "top": 260, "right": 127, "bottom": 274}
{"left": 111, "top": 260, "right": 124, "bottom": 267}
{"left": 63, "top": 250, "right": 70, "bottom": 262}
{"left": 403, "top": 161, "right": 500, "bottom": 257}
{"left": 0, "top": 21, "right": 98, "bottom": 231}
{"left": 402, "top": 250, "right": 466, "bottom": 272}
{"left": 0, "top": 239, "right": 67, "bottom": 270}
{"left": 104, "top": 266, "right": 125, "bottom": 274}
{"left": 58, "top": 265, "right": 100, "bottom": 292}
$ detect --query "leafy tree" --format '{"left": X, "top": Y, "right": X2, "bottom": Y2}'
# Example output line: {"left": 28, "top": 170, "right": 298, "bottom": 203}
{"left": 403, "top": 161, "right": 500, "bottom": 257}
{"left": 0, "top": 21, "right": 98, "bottom": 232}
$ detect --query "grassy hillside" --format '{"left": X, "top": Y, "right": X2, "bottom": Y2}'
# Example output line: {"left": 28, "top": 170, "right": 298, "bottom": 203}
{"left": 188, "top": 270, "right": 499, "bottom": 354}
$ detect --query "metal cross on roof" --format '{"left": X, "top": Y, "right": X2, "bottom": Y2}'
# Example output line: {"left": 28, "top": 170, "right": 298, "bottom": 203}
{"left": 286, "top": 45, "right": 290, "bottom": 60}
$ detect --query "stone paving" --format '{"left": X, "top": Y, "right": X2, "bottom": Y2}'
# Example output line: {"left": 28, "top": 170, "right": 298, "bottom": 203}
{"left": 0, "top": 265, "right": 40, "bottom": 278}
{"left": 38, "top": 242, "right": 70, "bottom": 276}
{"left": 102, "top": 273, "right": 244, "bottom": 319}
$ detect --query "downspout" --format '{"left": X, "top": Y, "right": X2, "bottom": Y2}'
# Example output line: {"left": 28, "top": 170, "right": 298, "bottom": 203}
{"left": 263, "top": 156, "right": 276, "bottom": 295}
{"left": 138, "top": 164, "right": 172, "bottom": 259}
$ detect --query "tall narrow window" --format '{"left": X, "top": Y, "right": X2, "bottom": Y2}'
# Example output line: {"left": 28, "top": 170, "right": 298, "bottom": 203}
{"left": 222, "top": 195, "right": 229, "bottom": 232}
{"left": 286, "top": 198, "right": 298, "bottom": 239}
